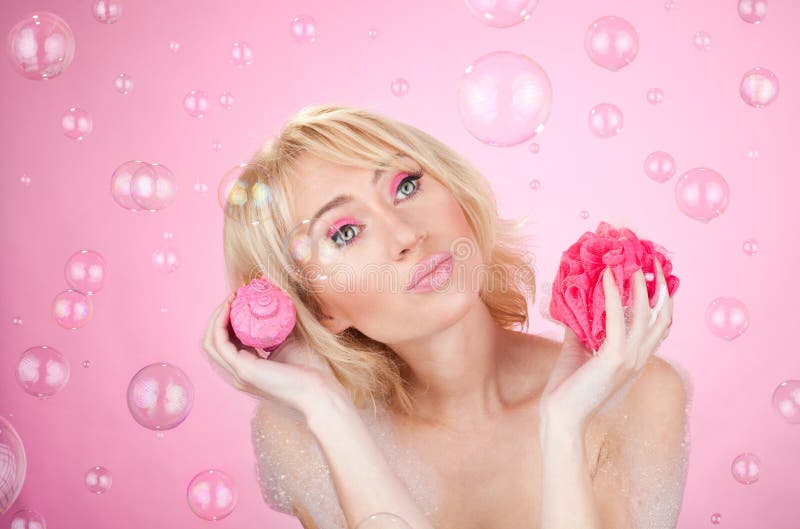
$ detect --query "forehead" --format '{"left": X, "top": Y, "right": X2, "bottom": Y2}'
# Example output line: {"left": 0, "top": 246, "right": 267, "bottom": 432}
{"left": 288, "top": 152, "right": 419, "bottom": 216}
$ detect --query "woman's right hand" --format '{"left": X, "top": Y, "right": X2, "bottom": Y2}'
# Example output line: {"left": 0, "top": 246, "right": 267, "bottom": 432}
{"left": 201, "top": 292, "right": 351, "bottom": 421}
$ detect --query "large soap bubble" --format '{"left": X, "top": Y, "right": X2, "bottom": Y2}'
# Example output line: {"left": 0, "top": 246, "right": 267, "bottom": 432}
{"left": 0, "top": 417, "right": 27, "bottom": 514}
{"left": 127, "top": 363, "right": 194, "bottom": 430}
{"left": 6, "top": 11, "right": 75, "bottom": 80}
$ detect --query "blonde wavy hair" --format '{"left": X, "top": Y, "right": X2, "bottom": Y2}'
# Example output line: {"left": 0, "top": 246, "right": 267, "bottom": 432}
{"left": 222, "top": 104, "right": 538, "bottom": 418}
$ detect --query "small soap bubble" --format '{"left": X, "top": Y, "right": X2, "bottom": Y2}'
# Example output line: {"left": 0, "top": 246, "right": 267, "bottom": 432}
{"left": 194, "top": 182, "right": 208, "bottom": 193}
{"left": 184, "top": 90, "right": 209, "bottom": 118}
{"left": 212, "top": 141, "right": 223, "bottom": 152}
{"left": 529, "top": 142, "right": 540, "bottom": 154}
{"left": 20, "top": 174, "right": 31, "bottom": 186}
{"left": 529, "top": 178, "right": 541, "bottom": 190}
{"left": 12, "top": 317, "right": 23, "bottom": 326}
{"left": 290, "top": 15, "right": 317, "bottom": 44}
{"left": 169, "top": 40, "right": 180, "bottom": 52}
{"left": 85, "top": 465, "right": 112, "bottom": 493}
{"left": 772, "top": 380, "right": 800, "bottom": 424}
{"left": 646, "top": 87, "right": 664, "bottom": 104}
{"left": 62, "top": 107, "right": 93, "bottom": 141}
{"left": 114, "top": 73, "right": 134, "bottom": 94}
{"left": 588, "top": 103, "right": 623, "bottom": 137}
{"left": 742, "top": 238, "right": 759, "bottom": 256}
{"left": 693, "top": 31, "right": 712, "bottom": 51}
{"left": 579, "top": 209, "right": 590, "bottom": 219}
{"left": 731, "top": 452, "right": 760, "bottom": 484}
{"left": 354, "top": 512, "right": 413, "bottom": 529}
{"left": 711, "top": 512, "right": 721, "bottom": 524}
{"left": 391, "top": 78, "right": 409, "bottom": 97}
{"left": 219, "top": 91, "right": 234, "bottom": 110}
{"left": 8, "top": 510, "right": 46, "bottom": 529}
{"left": 367, "top": 28, "right": 378, "bottom": 39}
{"left": 746, "top": 147, "right": 760, "bottom": 159}
{"left": 91, "top": 0, "right": 123, "bottom": 24}
{"left": 665, "top": 0, "right": 677, "bottom": 10}
{"left": 82, "top": 360, "right": 91, "bottom": 368}
{"left": 230, "top": 41, "right": 254, "bottom": 67}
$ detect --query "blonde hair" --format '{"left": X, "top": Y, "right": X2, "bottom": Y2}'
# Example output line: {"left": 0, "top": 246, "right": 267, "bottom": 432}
{"left": 222, "top": 104, "right": 537, "bottom": 418}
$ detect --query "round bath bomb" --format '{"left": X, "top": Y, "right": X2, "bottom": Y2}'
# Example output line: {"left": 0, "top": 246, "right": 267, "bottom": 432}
{"left": 230, "top": 276, "right": 296, "bottom": 358}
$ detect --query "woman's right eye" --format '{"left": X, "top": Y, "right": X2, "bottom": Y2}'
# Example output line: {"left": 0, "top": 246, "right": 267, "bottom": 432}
{"left": 329, "top": 224, "right": 364, "bottom": 248}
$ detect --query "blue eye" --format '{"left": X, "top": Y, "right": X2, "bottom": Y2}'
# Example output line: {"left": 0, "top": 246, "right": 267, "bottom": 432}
{"left": 329, "top": 170, "right": 425, "bottom": 248}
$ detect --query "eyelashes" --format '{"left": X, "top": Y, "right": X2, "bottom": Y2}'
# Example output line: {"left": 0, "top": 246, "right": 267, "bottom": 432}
{"left": 326, "top": 169, "right": 425, "bottom": 248}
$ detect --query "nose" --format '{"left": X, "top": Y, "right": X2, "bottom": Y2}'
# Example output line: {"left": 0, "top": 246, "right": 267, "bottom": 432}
{"left": 392, "top": 219, "right": 427, "bottom": 260}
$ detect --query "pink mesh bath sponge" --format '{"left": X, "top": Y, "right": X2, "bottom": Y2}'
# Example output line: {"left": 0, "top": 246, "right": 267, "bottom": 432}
{"left": 548, "top": 221, "right": 680, "bottom": 353}
{"left": 229, "top": 276, "right": 296, "bottom": 359}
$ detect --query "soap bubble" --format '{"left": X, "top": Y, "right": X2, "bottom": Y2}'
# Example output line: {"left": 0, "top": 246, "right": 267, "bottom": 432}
{"left": 290, "top": 15, "right": 317, "bottom": 44}
{"left": 114, "top": 73, "right": 133, "bottom": 94}
{"left": 731, "top": 452, "right": 760, "bottom": 484}
{"left": 588, "top": 103, "right": 623, "bottom": 138}
{"left": 740, "top": 66, "right": 779, "bottom": 108}
{"left": 130, "top": 162, "right": 177, "bottom": 211}
{"left": 354, "top": 512, "right": 413, "bottom": 529}
{"left": 7, "top": 509, "right": 45, "bottom": 527}
{"left": 127, "top": 363, "right": 194, "bottom": 430}
{"left": 705, "top": 296, "right": 749, "bottom": 340}
{"left": 390, "top": 77, "right": 409, "bottom": 97}
{"left": 644, "top": 150, "right": 676, "bottom": 182}
{"left": 693, "top": 31, "right": 712, "bottom": 51}
{"left": 91, "top": 0, "right": 123, "bottom": 24}
{"left": 186, "top": 469, "right": 237, "bottom": 520}
{"left": 84, "top": 465, "right": 112, "bottom": 494}
{"left": 230, "top": 41, "right": 253, "bottom": 66}
{"left": 674, "top": 167, "right": 729, "bottom": 222}
{"left": 458, "top": 50, "right": 553, "bottom": 146}
{"left": 110, "top": 160, "right": 149, "bottom": 210}
{"left": 65, "top": 249, "right": 106, "bottom": 294}
{"left": 152, "top": 243, "right": 180, "bottom": 273}
{"left": 219, "top": 91, "right": 234, "bottom": 110}
{"left": 217, "top": 163, "right": 274, "bottom": 221}
{"left": 0, "top": 417, "right": 27, "bottom": 514}
{"left": 61, "top": 107, "right": 93, "bottom": 141}
{"left": 742, "top": 238, "right": 759, "bottom": 256}
{"left": 772, "top": 380, "right": 800, "bottom": 424}
{"left": 464, "top": 0, "right": 539, "bottom": 28}
{"left": 52, "top": 289, "right": 92, "bottom": 329}
{"left": 183, "top": 89, "right": 209, "bottom": 118}
{"left": 584, "top": 16, "right": 639, "bottom": 71}
{"left": 646, "top": 87, "right": 664, "bottom": 104}
{"left": 738, "top": 0, "right": 768, "bottom": 24}
{"left": 16, "top": 345, "right": 70, "bottom": 397}
{"left": 6, "top": 11, "right": 75, "bottom": 80}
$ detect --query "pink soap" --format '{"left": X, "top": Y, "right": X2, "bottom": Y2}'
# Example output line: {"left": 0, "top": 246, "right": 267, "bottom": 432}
{"left": 230, "top": 276, "right": 296, "bottom": 358}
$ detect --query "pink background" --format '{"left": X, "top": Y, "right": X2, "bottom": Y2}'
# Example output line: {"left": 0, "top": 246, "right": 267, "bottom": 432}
{"left": 2, "top": 0, "right": 798, "bottom": 528}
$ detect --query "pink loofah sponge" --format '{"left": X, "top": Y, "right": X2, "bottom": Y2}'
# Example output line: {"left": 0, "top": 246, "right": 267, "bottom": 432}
{"left": 548, "top": 221, "right": 680, "bottom": 353}
{"left": 229, "top": 276, "right": 296, "bottom": 359}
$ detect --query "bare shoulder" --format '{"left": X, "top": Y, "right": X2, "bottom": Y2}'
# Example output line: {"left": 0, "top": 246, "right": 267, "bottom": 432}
{"left": 605, "top": 355, "right": 691, "bottom": 443}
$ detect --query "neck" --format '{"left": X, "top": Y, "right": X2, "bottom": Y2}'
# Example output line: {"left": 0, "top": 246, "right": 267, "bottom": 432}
{"left": 389, "top": 301, "right": 514, "bottom": 431}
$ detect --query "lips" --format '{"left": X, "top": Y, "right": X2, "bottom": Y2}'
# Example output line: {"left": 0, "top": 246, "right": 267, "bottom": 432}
{"left": 406, "top": 251, "right": 454, "bottom": 290}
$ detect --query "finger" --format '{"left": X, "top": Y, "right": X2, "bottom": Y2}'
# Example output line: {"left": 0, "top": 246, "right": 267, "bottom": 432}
{"left": 627, "top": 268, "right": 650, "bottom": 343}
{"left": 639, "top": 279, "right": 673, "bottom": 360}
{"left": 212, "top": 294, "right": 247, "bottom": 379}
{"left": 647, "top": 259, "right": 668, "bottom": 328}
{"left": 602, "top": 267, "right": 625, "bottom": 353}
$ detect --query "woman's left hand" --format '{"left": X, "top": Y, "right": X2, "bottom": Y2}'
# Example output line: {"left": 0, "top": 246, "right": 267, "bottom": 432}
{"left": 539, "top": 258, "right": 674, "bottom": 434}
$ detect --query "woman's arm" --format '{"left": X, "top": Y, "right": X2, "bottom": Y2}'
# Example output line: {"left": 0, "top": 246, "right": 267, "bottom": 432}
{"left": 306, "top": 392, "right": 435, "bottom": 529}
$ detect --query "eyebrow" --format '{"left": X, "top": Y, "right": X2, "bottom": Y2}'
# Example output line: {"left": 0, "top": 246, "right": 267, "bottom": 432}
{"left": 306, "top": 154, "right": 410, "bottom": 234}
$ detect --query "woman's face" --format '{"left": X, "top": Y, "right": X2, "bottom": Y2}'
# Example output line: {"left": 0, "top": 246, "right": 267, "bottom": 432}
{"left": 286, "top": 152, "right": 484, "bottom": 344}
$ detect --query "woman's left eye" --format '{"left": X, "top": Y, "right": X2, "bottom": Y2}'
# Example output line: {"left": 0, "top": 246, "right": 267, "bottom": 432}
{"left": 329, "top": 170, "right": 425, "bottom": 249}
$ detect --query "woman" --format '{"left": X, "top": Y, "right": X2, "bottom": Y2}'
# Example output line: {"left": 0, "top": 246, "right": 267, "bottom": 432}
{"left": 202, "top": 105, "right": 691, "bottom": 529}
